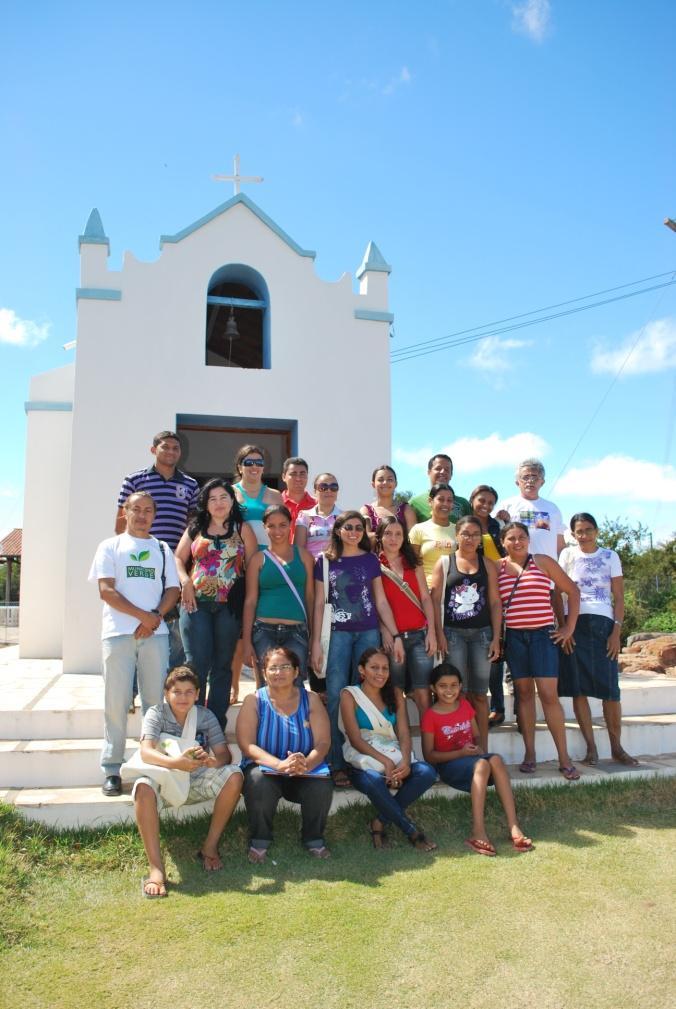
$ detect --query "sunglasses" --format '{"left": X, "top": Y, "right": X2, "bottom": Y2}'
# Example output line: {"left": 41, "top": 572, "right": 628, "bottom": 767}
{"left": 241, "top": 458, "right": 264, "bottom": 468}
{"left": 342, "top": 523, "right": 364, "bottom": 533}
{"left": 317, "top": 482, "right": 339, "bottom": 492}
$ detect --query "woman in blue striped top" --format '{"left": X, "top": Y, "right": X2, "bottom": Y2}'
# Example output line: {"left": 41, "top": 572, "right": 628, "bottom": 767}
{"left": 237, "top": 647, "right": 333, "bottom": 863}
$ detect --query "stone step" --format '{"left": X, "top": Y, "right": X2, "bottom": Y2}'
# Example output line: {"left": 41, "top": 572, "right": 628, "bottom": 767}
{"left": 3, "top": 714, "right": 676, "bottom": 789}
{"left": 1, "top": 667, "right": 673, "bottom": 740}
{"left": 3, "top": 756, "right": 675, "bottom": 830}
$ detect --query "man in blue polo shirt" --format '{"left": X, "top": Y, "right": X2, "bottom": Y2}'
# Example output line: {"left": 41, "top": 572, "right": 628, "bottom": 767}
{"left": 116, "top": 431, "right": 199, "bottom": 667}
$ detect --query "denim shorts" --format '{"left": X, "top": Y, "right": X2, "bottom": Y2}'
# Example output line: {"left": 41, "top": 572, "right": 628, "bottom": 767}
{"left": 436, "top": 754, "right": 496, "bottom": 793}
{"left": 444, "top": 625, "right": 492, "bottom": 693}
{"left": 504, "top": 625, "right": 559, "bottom": 680}
{"left": 558, "top": 614, "right": 620, "bottom": 701}
{"left": 388, "top": 628, "right": 434, "bottom": 692}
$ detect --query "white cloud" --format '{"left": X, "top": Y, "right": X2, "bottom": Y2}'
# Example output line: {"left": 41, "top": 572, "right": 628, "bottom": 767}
{"left": 555, "top": 455, "right": 676, "bottom": 502}
{"left": 591, "top": 318, "right": 676, "bottom": 376}
{"left": 511, "top": 0, "right": 551, "bottom": 43}
{"left": 290, "top": 108, "right": 303, "bottom": 128}
{"left": 382, "top": 66, "right": 412, "bottom": 95}
{"left": 394, "top": 431, "right": 550, "bottom": 474}
{"left": 0, "top": 307, "right": 50, "bottom": 347}
{"left": 466, "top": 339, "right": 536, "bottom": 385}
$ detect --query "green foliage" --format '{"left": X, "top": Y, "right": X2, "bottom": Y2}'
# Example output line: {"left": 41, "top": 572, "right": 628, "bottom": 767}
{"left": 0, "top": 561, "right": 20, "bottom": 603}
{"left": 597, "top": 519, "right": 675, "bottom": 639}
{"left": 393, "top": 489, "right": 413, "bottom": 505}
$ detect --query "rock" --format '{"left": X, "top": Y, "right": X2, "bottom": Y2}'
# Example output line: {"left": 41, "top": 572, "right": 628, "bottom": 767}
{"left": 618, "top": 656, "right": 665, "bottom": 674}
{"left": 627, "top": 632, "right": 675, "bottom": 645}
{"left": 625, "top": 643, "right": 643, "bottom": 654}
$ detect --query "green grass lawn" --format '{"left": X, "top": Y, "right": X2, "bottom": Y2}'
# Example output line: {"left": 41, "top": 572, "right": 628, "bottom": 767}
{"left": 2, "top": 777, "right": 675, "bottom": 1009}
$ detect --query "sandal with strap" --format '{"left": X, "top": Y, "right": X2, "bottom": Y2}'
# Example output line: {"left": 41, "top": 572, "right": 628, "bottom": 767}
{"left": 465, "top": 837, "right": 497, "bottom": 857}
{"left": 409, "top": 831, "right": 437, "bottom": 853}
{"left": 559, "top": 764, "right": 580, "bottom": 781}
{"left": 307, "top": 845, "right": 331, "bottom": 859}
{"left": 509, "top": 833, "right": 534, "bottom": 852}
{"left": 369, "top": 820, "right": 389, "bottom": 850}
{"left": 247, "top": 846, "right": 268, "bottom": 865}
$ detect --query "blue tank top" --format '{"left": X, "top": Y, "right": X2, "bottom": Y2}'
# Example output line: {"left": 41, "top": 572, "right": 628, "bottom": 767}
{"left": 355, "top": 705, "right": 397, "bottom": 730}
{"left": 234, "top": 482, "right": 269, "bottom": 547}
{"left": 242, "top": 686, "right": 314, "bottom": 766}
{"left": 257, "top": 547, "right": 306, "bottom": 622}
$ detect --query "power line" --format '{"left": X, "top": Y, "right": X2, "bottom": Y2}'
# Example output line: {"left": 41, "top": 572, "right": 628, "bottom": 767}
{"left": 550, "top": 276, "right": 676, "bottom": 494}
{"left": 391, "top": 269, "right": 676, "bottom": 364}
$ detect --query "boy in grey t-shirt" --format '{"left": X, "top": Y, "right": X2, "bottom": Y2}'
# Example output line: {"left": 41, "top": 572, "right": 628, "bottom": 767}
{"left": 132, "top": 666, "right": 242, "bottom": 897}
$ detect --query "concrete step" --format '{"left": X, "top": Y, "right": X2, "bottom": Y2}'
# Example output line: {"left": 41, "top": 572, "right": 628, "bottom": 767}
{"left": 3, "top": 715, "right": 676, "bottom": 789}
{"left": 1, "top": 666, "right": 673, "bottom": 740}
{"left": 4, "top": 756, "right": 675, "bottom": 830}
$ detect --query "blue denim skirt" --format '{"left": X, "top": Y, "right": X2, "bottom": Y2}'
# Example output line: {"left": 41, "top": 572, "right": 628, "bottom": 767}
{"left": 558, "top": 614, "right": 620, "bottom": 701}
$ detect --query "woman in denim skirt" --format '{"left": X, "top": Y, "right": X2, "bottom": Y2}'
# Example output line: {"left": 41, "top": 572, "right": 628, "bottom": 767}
{"left": 430, "top": 516, "right": 502, "bottom": 751}
{"left": 241, "top": 505, "right": 315, "bottom": 686}
{"left": 497, "top": 522, "right": 581, "bottom": 780}
{"left": 558, "top": 513, "right": 637, "bottom": 767}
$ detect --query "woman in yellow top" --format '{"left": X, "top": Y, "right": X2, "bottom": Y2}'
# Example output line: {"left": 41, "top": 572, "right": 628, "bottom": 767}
{"left": 469, "top": 484, "right": 505, "bottom": 563}
{"left": 408, "top": 484, "right": 457, "bottom": 587}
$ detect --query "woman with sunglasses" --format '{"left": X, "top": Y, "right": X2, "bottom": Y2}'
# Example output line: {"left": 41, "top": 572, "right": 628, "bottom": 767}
{"left": 295, "top": 473, "right": 342, "bottom": 559}
{"left": 311, "top": 511, "right": 404, "bottom": 788}
{"left": 242, "top": 505, "right": 315, "bottom": 685}
{"left": 232, "top": 444, "right": 283, "bottom": 549}
{"left": 375, "top": 516, "right": 436, "bottom": 715}
{"left": 360, "top": 465, "right": 416, "bottom": 540}
{"left": 430, "top": 515, "right": 502, "bottom": 752}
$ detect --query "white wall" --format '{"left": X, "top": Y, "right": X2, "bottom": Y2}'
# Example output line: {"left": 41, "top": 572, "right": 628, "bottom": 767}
{"left": 26, "top": 201, "right": 391, "bottom": 672}
{"left": 20, "top": 365, "right": 75, "bottom": 657}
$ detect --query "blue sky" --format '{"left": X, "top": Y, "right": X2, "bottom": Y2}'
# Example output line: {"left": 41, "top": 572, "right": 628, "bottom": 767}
{"left": 2, "top": 0, "right": 675, "bottom": 543}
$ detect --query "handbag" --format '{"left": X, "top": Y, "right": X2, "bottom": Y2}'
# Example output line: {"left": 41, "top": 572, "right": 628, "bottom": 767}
{"left": 316, "top": 552, "right": 332, "bottom": 679}
{"left": 120, "top": 706, "right": 198, "bottom": 808}
{"left": 339, "top": 686, "right": 403, "bottom": 771}
{"left": 497, "top": 554, "right": 531, "bottom": 660}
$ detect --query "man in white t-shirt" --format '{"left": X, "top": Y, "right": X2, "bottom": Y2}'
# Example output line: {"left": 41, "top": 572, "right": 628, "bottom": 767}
{"left": 497, "top": 459, "right": 565, "bottom": 559}
{"left": 89, "top": 491, "right": 181, "bottom": 796}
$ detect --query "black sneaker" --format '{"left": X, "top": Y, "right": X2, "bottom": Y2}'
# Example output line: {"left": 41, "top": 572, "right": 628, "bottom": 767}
{"left": 102, "top": 775, "right": 122, "bottom": 797}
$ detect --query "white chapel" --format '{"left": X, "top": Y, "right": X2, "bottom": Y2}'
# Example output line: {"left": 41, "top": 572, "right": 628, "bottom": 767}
{"left": 20, "top": 192, "right": 393, "bottom": 673}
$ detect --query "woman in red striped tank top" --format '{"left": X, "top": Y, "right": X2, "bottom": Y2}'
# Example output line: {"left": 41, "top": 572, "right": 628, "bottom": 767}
{"left": 498, "top": 522, "right": 581, "bottom": 780}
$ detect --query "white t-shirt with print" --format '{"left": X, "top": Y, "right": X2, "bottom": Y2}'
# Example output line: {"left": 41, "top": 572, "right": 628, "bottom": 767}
{"left": 499, "top": 494, "right": 564, "bottom": 559}
{"left": 89, "top": 533, "right": 180, "bottom": 639}
{"left": 559, "top": 545, "right": 622, "bottom": 620}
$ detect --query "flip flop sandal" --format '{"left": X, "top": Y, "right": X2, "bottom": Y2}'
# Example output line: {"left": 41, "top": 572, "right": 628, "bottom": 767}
{"left": 409, "top": 832, "right": 438, "bottom": 853}
{"left": 519, "top": 760, "right": 537, "bottom": 774}
{"left": 247, "top": 847, "right": 268, "bottom": 865}
{"left": 141, "top": 876, "right": 168, "bottom": 898}
{"left": 509, "top": 834, "right": 535, "bottom": 852}
{"left": 196, "top": 850, "right": 222, "bottom": 871}
{"left": 465, "top": 838, "right": 497, "bottom": 857}
{"left": 332, "top": 770, "right": 351, "bottom": 789}
{"left": 559, "top": 764, "right": 580, "bottom": 781}
{"left": 369, "top": 822, "right": 389, "bottom": 850}
{"left": 307, "top": 846, "right": 331, "bottom": 859}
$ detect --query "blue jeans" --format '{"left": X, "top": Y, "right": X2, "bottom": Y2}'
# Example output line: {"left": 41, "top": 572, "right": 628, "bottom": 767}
{"left": 101, "top": 633, "right": 169, "bottom": 775}
{"left": 252, "top": 621, "right": 309, "bottom": 680}
{"left": 445, "top": 625, "right": 493, "bottom": 693}
{"left": 326, "top": 628, "right": 381, "bottom": 770}
{"left": 179, "top": 602, "right": 240, "bottom": 729}
{"left": 349, "top": 761, "right": 437, "bottom": 837}
{"left": 388, "top": 628, "right": 434, "bottom": 692}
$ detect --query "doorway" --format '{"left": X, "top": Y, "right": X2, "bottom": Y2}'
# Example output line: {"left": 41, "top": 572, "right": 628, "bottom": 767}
{"left": 176, "top": 415, "right": 297, "bottom": 489}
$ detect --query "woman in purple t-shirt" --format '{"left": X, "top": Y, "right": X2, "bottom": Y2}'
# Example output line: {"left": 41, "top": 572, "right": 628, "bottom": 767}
{"left": 311, "top": 511, "right": 404, "bottom": 787}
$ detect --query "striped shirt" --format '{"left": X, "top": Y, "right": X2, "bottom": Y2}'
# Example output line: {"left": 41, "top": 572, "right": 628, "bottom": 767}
{"left": 117, "top": 466, "right": 199, "bottom": 550}
{"left": 498, "top": 556, "right": 554, "bottom": 628}
{"left": 242, "top": 686, "right": 314, "bottom": 767}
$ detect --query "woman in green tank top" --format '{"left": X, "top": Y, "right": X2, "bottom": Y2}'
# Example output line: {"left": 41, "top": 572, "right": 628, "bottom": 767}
{"left": 242, "top": 506, "right": 315, "bottom": 685}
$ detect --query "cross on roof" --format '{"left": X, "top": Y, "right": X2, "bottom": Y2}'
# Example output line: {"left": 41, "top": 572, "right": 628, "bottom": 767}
{"left": 212, "top": 154, "right": 264, "bottom": 196}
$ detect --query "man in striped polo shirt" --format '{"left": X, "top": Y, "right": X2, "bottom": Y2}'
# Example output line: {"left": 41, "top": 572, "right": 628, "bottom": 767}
{"left": 116, "top": 431, "right": 199, "bottom": 667}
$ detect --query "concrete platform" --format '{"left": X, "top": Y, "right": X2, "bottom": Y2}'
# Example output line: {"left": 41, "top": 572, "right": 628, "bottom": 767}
{"left": 1, "top": 645, "right": 675, "bottom": 828}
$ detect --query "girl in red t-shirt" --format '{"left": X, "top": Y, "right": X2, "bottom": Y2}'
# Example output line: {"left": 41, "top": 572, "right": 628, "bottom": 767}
{"left": 421, "top": 663, "right": 533, "bottom": 855}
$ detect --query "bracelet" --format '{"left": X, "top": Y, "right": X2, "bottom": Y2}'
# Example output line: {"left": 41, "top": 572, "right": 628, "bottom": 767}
{"left": 613, "top": 619, "right": 622, "bottom": 626}
{"left": 151, "top": 608, "right": 161, "bottom": 616}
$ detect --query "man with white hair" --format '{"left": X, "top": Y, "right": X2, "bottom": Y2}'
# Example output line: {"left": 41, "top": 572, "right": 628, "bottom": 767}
{"left": 498, "top": 459, "right": 565, "bottom": 559}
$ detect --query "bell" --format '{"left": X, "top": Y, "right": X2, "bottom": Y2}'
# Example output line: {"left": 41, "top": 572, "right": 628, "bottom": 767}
{"left": 225, "top": 306, "right": 240, "bottom": 340}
